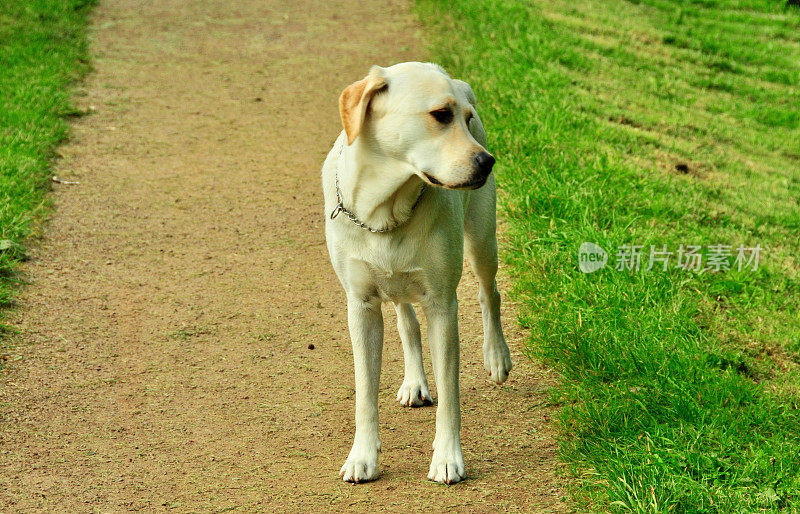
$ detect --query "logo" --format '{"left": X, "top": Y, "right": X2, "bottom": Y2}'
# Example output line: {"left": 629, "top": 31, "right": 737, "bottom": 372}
{"left": 579, "top": 242, "right": 608, "bottom": 273}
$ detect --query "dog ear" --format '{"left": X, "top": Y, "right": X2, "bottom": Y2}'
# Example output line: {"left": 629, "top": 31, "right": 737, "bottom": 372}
{"left": 454, "top": 79, "right": 477, "bottom": 107}
{"left": 454, "top": 79, "right": 487, "bottom": 147}
{"left": 339, "top": 66, "right": 387, "bottom": 145}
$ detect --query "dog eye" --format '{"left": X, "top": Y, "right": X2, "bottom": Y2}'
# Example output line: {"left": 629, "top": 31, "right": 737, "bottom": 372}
{"left": 465, "top": 112, "right": 474, "bottom": 124}
{"left": 430, "top": 108, "right": 453, "bottom": 124}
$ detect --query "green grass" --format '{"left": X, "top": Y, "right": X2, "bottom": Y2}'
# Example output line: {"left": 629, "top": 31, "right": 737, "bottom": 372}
{"left": 417, "top": 0, "right": 800, "bottom": 511}
{"left": 0, "top": 0, "right": 95, "bottom": 327}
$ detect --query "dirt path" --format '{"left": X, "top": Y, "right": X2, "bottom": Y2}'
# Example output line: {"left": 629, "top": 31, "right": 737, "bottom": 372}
{"left": 0, "top": 0, "right": 567, "bottom": 511}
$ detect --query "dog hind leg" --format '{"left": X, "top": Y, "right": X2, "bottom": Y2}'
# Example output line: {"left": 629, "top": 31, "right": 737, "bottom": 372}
{"left": 394, "top": 302, "right": 433, "bottom": 407}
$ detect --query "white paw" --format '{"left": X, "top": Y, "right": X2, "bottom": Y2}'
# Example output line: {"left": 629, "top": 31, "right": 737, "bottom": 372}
{"left": 484, "top": 340, "right": 513, "bottom": 385}
{"left": 396, "top": 380, "right": 433, "bottom": 407}
{"left": 427, "top": 439, "right": 466, "bottom": 485}
{"left": 340, "top": 444, "right": 379, "bottom": 483}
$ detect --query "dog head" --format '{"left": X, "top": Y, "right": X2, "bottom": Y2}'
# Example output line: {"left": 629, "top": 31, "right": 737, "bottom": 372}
{"left": 339, "top": 62, "right": 494, "bottom": 190}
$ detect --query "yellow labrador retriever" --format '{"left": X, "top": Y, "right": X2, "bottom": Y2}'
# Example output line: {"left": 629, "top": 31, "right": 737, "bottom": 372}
{"left": 322, "top": 62, "right": 512, "bottom": 484}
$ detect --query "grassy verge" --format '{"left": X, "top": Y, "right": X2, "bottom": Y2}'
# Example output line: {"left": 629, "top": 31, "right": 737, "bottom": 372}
{"left": 417, "top": 0, "right": 800, "bottom": 510}
{"left": 0, "top": 0, "right": 95, "bottom": 337}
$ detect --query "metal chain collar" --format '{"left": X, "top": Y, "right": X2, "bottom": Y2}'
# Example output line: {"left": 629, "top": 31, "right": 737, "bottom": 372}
{"left": 330, "top": 139, "right": 426, "bottom": 233}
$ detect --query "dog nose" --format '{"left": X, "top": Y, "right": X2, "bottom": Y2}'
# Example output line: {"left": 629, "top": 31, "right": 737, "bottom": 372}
{"left": 474, "top": 152, "right": 495, "bottom": 176}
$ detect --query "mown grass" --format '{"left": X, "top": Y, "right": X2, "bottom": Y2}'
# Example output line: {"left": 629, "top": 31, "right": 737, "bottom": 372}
{"left": 417, "top": 0, "right": 800, "bottom": 511}
{"left": 0, "top": 0, "right": 95, "bottom": 334}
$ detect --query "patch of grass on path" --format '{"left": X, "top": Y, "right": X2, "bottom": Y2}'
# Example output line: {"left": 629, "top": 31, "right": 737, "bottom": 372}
{"left": 417, "top": 0, "right": 800, "bottom": 510}
{"left": 0, "top": 0, "right": 95, "bottom": 324}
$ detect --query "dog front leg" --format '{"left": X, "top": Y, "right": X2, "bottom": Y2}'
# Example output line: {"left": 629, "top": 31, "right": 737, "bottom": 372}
{"left": 424, "top": 296, "right": 466, "bottom": 484}
{"left": 340, "top": 295, "right": 383, "bottom": 483}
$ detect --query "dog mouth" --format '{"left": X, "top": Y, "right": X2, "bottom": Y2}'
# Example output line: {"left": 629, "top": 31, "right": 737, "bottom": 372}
{"left": 422, "top": 172, "right": 487, "bottom": 190}
{"left": 455, "top": 176, "right": 488, "bottom": 190}
{"left": 421, "top": 172, "right": 443, "bottom": 186}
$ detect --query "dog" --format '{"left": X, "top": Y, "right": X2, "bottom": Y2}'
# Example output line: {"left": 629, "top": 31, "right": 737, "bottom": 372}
{"left": 322, "top": 62, "right": 512, "bottom": 484}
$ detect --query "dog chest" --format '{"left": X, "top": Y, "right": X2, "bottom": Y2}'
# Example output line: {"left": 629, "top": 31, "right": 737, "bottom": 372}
{"left": 364, "top": 263, "right": 426, "bottom": 303}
